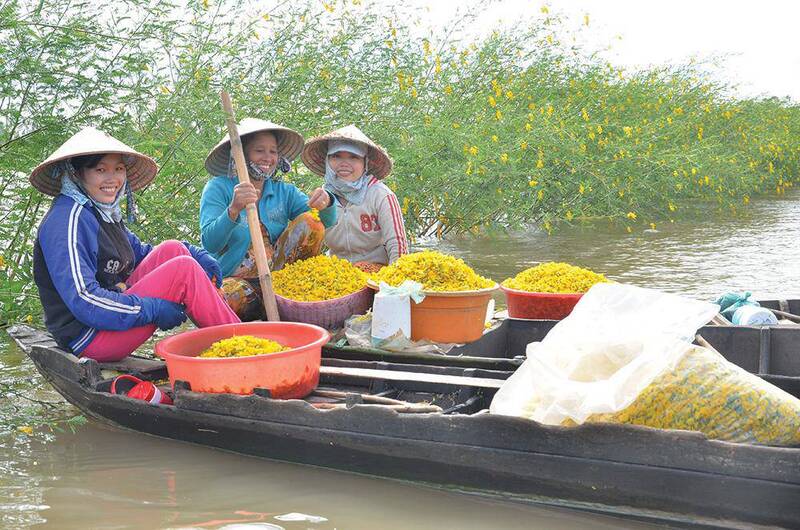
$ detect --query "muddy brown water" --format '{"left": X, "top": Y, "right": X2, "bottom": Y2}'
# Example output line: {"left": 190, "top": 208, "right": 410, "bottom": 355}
{"left": 2, "top": 191, "right": 799, "bottom": 529}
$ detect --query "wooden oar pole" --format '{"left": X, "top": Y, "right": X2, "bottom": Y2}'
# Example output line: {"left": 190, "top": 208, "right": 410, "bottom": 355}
{"left": 220, "top": 90, "right": 280, "bottom": 321}
{"left": 695, "top": 334, "right": 718, "bottom": 353}
{"left": 710, "top": 313, "right": 730, "bottom": 326}
{"left": 766, "top": 307, "right": 800, "bottom": 324}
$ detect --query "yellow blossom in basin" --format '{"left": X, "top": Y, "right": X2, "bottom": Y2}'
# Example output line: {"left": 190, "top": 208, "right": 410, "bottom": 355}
{"left": 373, "top": 251, "right": 495, "bottom": 292}
{"left": 199, "top": 335, "right": 291, "bottom": 358}
{"left": 503, "top": 262, "right": 609, "bottom": 294}
{"left": 273, "top": 255, "right": 367, "bottom": 302}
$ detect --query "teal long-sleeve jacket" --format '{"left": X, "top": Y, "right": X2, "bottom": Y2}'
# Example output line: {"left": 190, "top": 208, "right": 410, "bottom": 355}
{"left": 199, "top": 176, "right": 337, "bottom": 278}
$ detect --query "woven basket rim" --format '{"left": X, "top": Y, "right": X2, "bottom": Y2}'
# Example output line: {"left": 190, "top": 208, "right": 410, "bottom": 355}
{"left": 274, "top": 285, "right": 372, "bottom": 305}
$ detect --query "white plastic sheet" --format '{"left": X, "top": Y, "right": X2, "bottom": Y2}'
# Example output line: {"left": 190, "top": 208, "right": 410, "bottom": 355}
{"left": 490, "top": 283, "right": 719, "bottom": 425}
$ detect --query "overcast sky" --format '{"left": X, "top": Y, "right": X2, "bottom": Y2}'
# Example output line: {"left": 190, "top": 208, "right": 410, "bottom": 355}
{"left": 389, "top": 0, "right": 800, "bottom": 102}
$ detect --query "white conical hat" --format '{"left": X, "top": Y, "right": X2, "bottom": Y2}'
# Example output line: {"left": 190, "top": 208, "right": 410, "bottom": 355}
{"left": 204, "top": 118, "right": 305, "bottom": 177}
{"left": 301, "top": 125, "right": 393, "bottom": 180}
{"left": 29, "top": 127, "right": 158, "bottom": 196}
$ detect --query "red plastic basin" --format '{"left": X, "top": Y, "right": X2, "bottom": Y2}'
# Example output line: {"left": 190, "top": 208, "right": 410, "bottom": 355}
{"left": 155, "top": 322, "right": 329, "bottom": 398}
{"left": 500, "top": 286, "right": 583, "bottom": 320}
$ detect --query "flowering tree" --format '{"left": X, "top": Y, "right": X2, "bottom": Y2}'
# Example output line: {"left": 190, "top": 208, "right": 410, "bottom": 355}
{"left": 1, "top": 0, "right": 799, "bottom": 322}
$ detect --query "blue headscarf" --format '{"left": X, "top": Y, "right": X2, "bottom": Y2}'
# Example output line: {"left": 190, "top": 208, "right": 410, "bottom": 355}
{"left": 57, "top": 161, "right": 125, "bottom": 223}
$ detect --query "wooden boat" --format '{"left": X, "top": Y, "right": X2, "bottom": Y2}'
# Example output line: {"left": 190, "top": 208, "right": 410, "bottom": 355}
{"left": 759, "top": 298, "right": 800, "bottom": 316}
{"left": 7, "top": 322, "right": 800, "bottom": 529}
{"left": 325, "top": 311, "right": 800, "bottom": 394}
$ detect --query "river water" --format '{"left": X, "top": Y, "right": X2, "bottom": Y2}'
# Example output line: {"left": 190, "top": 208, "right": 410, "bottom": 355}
{"left": 2, "top": 191, "right": 799, "bottom": 529}
{"left": 423, "top": 192, "right": 800, "bottom": 302}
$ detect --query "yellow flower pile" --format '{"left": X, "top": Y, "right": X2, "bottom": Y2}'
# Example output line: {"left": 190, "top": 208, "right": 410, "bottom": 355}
{"left": 199, "top": 335, "right": 290, "bottom": 358}
{"left": 373, "top": 251, "right": 495, "bottom": 292}
{"left": 309, "top": 208, "right": 320, "bottom": 222}
{"left": 273, "top": 254, "right": 367, "bottom": 301}
{"left": 585, "top": 346, "right": 800, "bottom": 445}
{"left": 503, "top": 262, "right": 609, "bottom": 293}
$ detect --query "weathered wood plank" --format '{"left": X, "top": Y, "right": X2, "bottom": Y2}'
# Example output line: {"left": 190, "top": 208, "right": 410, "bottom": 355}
{"left": 319, "top": 365, "right": 505, "bottom": 388}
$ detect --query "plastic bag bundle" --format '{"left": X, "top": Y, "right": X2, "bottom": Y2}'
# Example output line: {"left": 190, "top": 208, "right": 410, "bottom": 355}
{"left": 586, "top": 345, "right": 800, "bottom": 445}
{"left": 714, "top": 291, "right": 778, "bottom": 325}
{"left": 490, "top": 283, "right": 800, "bottom": 446}
{"left": 272, "top": 211, "right": 325, "bottom": 271}
{"left": 220, "top": 277, "right": 263, "bottom": 321}
{"left": 343, "top": 312, "right": 458, "bottom": 354}
{"left": 715, "top": 291, "right": 757, "bottom": 319}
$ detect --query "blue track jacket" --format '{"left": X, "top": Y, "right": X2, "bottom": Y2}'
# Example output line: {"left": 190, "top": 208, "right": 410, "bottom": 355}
{"left": 33, "top": 195, "right": 158, "bottom": 354}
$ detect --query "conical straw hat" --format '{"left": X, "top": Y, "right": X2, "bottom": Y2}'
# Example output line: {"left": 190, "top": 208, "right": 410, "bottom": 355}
{"left": 301, "top": 125, "right": 393, "bottom": 180}
{"left": 29, "top": 127, "right": 158, "bottom": 196}
{"left": 204, "top": 118, "right": 305, "bottom": 177}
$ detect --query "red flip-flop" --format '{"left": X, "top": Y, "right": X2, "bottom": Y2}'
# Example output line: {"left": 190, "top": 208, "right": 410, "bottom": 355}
{"left": 110, "top": 374, "right": 173, "bottom": 405}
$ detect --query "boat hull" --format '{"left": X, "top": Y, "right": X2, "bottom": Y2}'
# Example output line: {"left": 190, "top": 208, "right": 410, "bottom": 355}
{"left": 10, "top": 324, "right": 800, "bottom": 529}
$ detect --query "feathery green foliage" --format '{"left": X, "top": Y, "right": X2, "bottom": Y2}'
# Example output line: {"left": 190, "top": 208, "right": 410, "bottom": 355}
{"left": 1, "top": 0, "right": 799, "bottom": 322}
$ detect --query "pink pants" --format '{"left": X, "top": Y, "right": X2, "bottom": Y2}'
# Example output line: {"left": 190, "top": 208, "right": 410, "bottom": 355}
{"left": 81, "top": 240, "right": 240, "bottom": 362}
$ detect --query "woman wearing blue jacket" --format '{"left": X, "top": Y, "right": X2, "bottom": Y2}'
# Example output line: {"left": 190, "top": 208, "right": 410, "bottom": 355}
{"left": 31, "top": 127, "right": 240, "bottom": 362}
{"left": 199, "top": 119, "right": 336, "bottom": 320}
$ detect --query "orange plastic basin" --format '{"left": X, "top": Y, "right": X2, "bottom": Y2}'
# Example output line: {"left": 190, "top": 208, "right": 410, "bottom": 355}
{"left": 409, "top": 284, "right": 498, "bottom": 343}
{"left": 154, "top": 322, "right": 329, "bottom": 398}
{"left": 500, "top": 285, "right": 583, "bottom": 320}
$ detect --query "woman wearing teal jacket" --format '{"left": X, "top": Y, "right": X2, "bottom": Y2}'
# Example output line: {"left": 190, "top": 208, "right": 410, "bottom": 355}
{"left": 199, "top": 119, "right": 336, "bottom": 320}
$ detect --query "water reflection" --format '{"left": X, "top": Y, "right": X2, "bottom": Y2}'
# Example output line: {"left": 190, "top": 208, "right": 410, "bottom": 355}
{"left": 12, "top": 424, "right": 655, "bottom": 529}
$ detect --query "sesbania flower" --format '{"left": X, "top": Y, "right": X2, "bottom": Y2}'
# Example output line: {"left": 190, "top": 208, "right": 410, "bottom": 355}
{"left": 273, "top": 255, "right": 367, "bottom": 301}
{"left": 503, "top": 262, "right": 609, "bottom": 293}
{"left": 199, "top": 335, "right": 290, "bottom": 358}
{"left": 373, "top": 251, "right": 495, "bottom": 291}
{"left": 585, "top": 345, "right": 800, "bottom": 445}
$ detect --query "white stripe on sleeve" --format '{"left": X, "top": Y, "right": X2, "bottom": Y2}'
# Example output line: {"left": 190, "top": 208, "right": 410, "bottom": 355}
{"left": 67, "top": 203, "right": 141, "bottom": 314}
